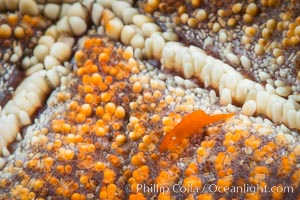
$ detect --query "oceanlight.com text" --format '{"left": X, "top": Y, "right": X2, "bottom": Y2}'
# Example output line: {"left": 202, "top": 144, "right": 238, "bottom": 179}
{"left": 132, "top": 183, "right": 294, "bottom": 195}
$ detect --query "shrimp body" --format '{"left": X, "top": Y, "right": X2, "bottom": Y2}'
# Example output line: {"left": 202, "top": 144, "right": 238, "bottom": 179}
{"left": 158, "top": 110, "right": 234, "bottom": 152}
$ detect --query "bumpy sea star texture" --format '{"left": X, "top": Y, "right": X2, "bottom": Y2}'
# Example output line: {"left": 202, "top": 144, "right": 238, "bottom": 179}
{"left": 0, "top": 0, "right": 300, "bottom": 200}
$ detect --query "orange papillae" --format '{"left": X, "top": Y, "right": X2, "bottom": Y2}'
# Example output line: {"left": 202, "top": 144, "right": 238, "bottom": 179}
{"left": 159, "top": 110, "right": 234, "bottom": 152}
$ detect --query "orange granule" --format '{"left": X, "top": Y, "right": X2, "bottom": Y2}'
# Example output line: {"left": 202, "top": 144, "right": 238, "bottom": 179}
{"left": 159, "top": 110, "right": 234, "bottom": 152}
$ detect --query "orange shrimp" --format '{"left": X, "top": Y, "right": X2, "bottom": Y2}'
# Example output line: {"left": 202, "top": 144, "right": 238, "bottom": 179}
{"left": 158, "top": 110, "right": 234, "bottom": 153}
